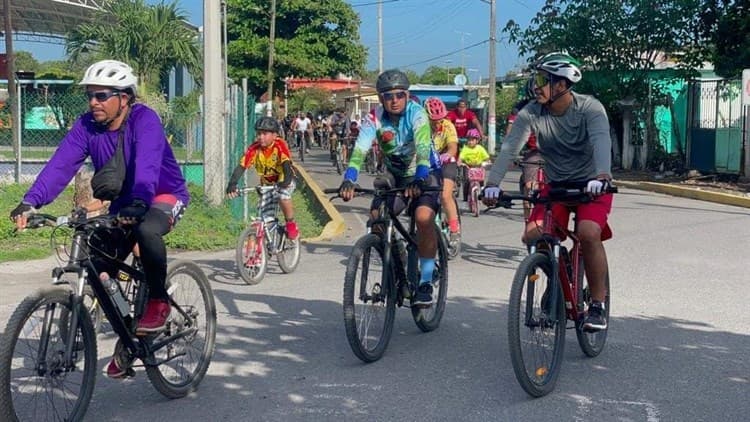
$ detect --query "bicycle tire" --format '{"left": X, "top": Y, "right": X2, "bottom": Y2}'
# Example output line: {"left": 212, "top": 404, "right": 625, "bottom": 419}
{"left": 0, "top": 287, "right": 97, "bottom": 422}
{"left": 343, "top": 234, "right": 396, "bottom": 363}
{"left": 507, "top": 252, "right": 566, "bottom": 398}
{"left": 235, "top": 224, "right": 267, "bottom": 285}
{"left": 277, "top": 228, "right": 301, "bottom": 273}
{"left": 145, "top": 260, "right": 217, "bottom": 399}
{"left": 412, "top": 223, "right": 449, "bottom": 332}
{"left": 443, "top": 200, "right": 461, "bottom": 259}
{"left": 335, "top": 152, "right": 343, "bottom": 175}
{"left": 471, "top": 186, "right": 480, "bottom": 217}
{"left": 575, "top": 262, "right": 611, "bottom": 357}
{"left": 60, "top": 284, "right": 104, "bottom": 336}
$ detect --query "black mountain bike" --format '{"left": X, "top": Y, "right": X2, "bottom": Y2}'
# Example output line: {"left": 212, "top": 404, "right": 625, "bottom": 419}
{"left": 324, "top": 180, "right": 449, "bottom": 363}
{"left": 0, "top": 213, "right": 217, "bottom": 421}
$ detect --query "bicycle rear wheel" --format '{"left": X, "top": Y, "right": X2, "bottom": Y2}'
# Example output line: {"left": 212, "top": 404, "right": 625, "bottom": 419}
{"left": 576, "top": 259, "right": 611, "bottom": 357}
{"left": 412, "top": 224, "right": 449, "bottom": 332}
{"left": 235, "top": 224, "right": 267, "bottom": 285}
{"left": 343, "top": 234, "right": 396, "bottom": 363}
{"left": 146, "top": 260, "right": 217, "bottom": 399}
{"left": 0, "top": 287, "right": 97, "bottom": 422}
{"left": 277, "top": 227, "right": 301, "bottom": 273}
{"left": 507, "top": 252, "right": 566, "bottom": 397}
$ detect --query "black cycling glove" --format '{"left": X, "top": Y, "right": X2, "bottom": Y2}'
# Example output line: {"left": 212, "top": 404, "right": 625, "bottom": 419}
{"left": 118, "top": 199, "right": 148, "bottom": 221}
{"left": 10, "top": 202, "right": 34, "bottom": 221}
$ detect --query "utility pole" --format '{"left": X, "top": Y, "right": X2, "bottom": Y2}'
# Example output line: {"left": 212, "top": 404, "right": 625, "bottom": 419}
{"left": 204, "top": 0, "right": 226, "bottom": 205}
{"left": 266, "top": 0, "right": 276, "bottom": 117}
{"left": 378, "top": 0, "right": 383, "bottom": 72}
{"left": 487, "top": 0, "right": 497, "bottom": 154}
{"left": 3, "top": 0, "right": 20, "bottom": 183}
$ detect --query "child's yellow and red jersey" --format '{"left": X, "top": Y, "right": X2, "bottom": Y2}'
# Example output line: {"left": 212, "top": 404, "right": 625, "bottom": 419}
{"left": 239, "top": 137, "right": 292, "bottom": 185}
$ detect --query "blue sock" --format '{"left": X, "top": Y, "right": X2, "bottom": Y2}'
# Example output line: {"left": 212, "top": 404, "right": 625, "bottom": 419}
{"left": 419, "top": 257, "right": 435, "bottom": 285}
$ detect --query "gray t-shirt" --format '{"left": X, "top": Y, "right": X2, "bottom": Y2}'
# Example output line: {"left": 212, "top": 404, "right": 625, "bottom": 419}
{"left": 487, "top": 92, "right": 611, "bottom": 185}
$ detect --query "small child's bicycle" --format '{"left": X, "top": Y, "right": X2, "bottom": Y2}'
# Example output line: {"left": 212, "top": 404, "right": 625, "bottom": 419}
{"left": 234, "top": 185, "right": 301, "bottom": 284}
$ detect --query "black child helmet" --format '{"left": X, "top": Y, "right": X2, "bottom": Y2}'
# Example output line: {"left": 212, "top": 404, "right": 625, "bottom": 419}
{"left": 255, "top": 116, "right": 281, "bottom": 133}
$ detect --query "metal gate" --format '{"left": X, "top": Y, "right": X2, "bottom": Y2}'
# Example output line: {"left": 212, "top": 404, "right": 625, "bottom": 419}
{"left": 686, "top": 79, "right": 743, "bottom": 174}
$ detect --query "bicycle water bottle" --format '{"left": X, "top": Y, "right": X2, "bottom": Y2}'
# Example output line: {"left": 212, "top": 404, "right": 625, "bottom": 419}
{"left": 100, "top": 272, "right": 130, "bottom": 317}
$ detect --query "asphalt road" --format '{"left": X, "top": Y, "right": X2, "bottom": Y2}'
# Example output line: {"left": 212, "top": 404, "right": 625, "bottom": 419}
{"left": 1, "top": 148, "right": 748, "bottom": 421}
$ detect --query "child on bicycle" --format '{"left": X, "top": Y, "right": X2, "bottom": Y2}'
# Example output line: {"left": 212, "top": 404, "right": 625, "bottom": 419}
{"left": 459, "top": 129, "right": 491, "bottom": 173}
{"left": 226, "top": 116, "right": 299, "bottom": 240}
{"left": 423, "top": 97, "right": 461, "bottom": 241}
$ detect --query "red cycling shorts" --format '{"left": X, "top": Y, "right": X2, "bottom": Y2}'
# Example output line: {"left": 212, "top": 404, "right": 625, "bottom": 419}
{"left": 528, "top": 186, "right": 613, "bottom": 241}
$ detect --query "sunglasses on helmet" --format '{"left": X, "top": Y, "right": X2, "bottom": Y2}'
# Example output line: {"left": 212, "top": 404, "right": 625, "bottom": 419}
{"left": 85, "top": 90, "right": 122, "bottom": 102}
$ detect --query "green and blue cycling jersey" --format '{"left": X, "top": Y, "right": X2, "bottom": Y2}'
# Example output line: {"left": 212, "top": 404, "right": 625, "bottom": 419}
{"left": 344, "top": 101, "right": 440, "bottom": 182}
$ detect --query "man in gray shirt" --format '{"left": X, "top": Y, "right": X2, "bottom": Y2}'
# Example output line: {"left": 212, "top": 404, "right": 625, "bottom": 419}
{"left": 483, "top": 52, "right": 614, "bottom": 332}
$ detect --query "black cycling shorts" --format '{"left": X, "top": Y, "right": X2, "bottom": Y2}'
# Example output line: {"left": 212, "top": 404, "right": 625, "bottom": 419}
{"left": 441, "top": 162, "right": 458, "bottom": 182}
{"left": 370, "top": 172, "right": 441, "bottom": 216}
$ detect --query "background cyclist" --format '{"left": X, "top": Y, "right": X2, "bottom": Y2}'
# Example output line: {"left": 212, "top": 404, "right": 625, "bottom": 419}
{"left": 8, "top": 59, "right": 190, "bottom": 377}
{"left": 338, "top": 69, "right": 441, "bottom": 307}
{"left": 447, "top": 98, "right": 485, "bottom": 145}
{"left": 424, "top": 97, "right": 461, "bottom": 243}
{"left": 226, "top": 116, "right": 299, "bottom": 240}
{"left": 482, "top": 52, "right": 614, "bottom": 332}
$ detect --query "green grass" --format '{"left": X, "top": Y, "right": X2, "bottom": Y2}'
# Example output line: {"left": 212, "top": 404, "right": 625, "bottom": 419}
{"left": 0, "top": 181, "right": 326, "bottom": 263}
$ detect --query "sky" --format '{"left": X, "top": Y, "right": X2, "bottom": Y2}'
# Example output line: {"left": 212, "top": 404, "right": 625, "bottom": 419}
{"left": 9, "top": 0, "right": 547, "bottom": 82}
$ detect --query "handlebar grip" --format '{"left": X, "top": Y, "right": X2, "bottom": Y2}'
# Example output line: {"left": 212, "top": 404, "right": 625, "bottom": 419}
{"left": 323, "top": 188, "right": 339, "bottom": 194}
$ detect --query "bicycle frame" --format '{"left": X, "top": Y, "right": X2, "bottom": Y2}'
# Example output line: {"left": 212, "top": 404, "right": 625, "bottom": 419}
{"left": 36, "top": 215, "right": 197, "bottom": 370}
{"left": 243, "top": 185, "right": 283, "bottom": 257}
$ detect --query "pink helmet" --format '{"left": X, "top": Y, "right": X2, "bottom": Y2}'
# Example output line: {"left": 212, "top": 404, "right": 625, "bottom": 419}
{"left": 467, "top": 128, "right": 481, "bottom": 139}
{"left": 423, "top": 97, "right": 448, "bottom": 120}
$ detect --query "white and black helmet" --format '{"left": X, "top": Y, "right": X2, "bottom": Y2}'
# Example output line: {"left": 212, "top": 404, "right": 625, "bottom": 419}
{"left": 79, "top": 60, "right": 138, "bottom": 96}
{"left": 535, "top": 52, "right": 582, "bottom": 84}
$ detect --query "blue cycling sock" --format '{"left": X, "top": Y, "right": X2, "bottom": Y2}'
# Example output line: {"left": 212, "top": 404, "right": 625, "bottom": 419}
{"left": 419, "top": 257, "right": 435, "bottom": 285}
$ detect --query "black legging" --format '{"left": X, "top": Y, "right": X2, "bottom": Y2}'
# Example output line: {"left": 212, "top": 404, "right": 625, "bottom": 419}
{"left": 131, "top": 208, "right": 172, "bottom": 300}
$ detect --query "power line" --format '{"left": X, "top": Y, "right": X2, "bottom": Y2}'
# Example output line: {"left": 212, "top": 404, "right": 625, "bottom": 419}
{"left": 351, "top": 0, "right": 400, "bottom": 7}
{"left": 400, "top": 39, "right": 489, "bottom": 68}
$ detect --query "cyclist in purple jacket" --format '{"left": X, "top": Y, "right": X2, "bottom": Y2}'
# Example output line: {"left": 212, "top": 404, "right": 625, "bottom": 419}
{"left": 9, "top": 60, "right": 190, "bottom": 378}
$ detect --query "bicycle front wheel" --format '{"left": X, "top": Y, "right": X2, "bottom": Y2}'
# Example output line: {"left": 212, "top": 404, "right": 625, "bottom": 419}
{"left": 277, "top": 228, "right": 301, "bottom": 273}
{"left": 145, "top": 260, "right": 217, "bottom": 399}
{"left": 507, "top": 252, "right": 566, "bottom": 398}
{"left": 412, "top": 223, "right": 449, "bottom": 332}
{"left": 235, "top": 224, "right": 267, "bottom": 285}
{"left": 343, "top": 234, "right": 396, "bottom": 363}
{"left": 0, "top": 287, "right": 97, "bottom": 422}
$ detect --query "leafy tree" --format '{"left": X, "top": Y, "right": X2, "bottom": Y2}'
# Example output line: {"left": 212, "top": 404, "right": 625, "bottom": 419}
{"left": 503, "top": 0, "right": 708, "bottom": 110}
{"left": 419, "top": 66, "right": 464, "bottom": 85}
{"left": 35, "top": 60, "right": 87, "bottom": 81}
{"left": 13, "top": 51, "right": 40, "bottom": 74}
{"left": 700, "top": 0, "right": 750, "bottom": 78}
{"left": 65, "top": 0, "right": 201, "bottom": 94}
{"left": 286, "top": 87, "right": 335, "bottom": 115}
{"left": 226, "top": 0, "right": 367, "bottom": 98}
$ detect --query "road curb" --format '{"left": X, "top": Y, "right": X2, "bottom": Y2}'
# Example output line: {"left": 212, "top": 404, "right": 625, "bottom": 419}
{"left": 294, "top": 164, "right": 346, "bottom": 242}
{"left": 615, "top": 180, "right": 750, "bottom": 208}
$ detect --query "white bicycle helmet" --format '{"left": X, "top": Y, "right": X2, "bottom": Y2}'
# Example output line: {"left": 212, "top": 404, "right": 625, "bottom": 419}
{"left": 79, "top": 60, "right": 138, "bottom": 95}
{"left": 535, "top": 52, "right": 582, "bottom": 84}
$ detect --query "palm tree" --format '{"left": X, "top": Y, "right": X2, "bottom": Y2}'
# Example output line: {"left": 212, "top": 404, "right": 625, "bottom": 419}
{"left": 65, "top": 0, "right": 201, "bottom": 94}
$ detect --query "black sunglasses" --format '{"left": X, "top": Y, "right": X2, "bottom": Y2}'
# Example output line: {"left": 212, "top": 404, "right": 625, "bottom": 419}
{"left": 381, "top": 91, "right": 408, "bottom": 101}
{"left": 85, "top": 90, "right": 122, "bottom": 102}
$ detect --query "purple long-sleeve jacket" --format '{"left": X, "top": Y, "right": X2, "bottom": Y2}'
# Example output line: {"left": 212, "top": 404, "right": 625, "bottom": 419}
{"left": 23, "top": 103, "right": 190, "bottom": 212}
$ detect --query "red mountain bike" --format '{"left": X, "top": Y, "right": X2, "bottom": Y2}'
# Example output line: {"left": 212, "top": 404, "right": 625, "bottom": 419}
{"left": 496, "top": 182, "right": 617, "bottom": 397}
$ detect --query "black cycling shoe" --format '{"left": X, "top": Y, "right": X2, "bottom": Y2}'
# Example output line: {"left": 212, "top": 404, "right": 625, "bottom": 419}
{"left": 582, "top": 302, "right": 607, "bottom": 332}
{"left": 412, "top": 283, "right": 433, "bottom": 308}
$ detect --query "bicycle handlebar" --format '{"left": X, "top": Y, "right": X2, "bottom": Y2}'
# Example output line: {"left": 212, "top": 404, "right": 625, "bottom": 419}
{"left": 482, "top": 185, "right": 618, "bottom": 210}
{"left": 323, "top": 185, "right": 442, "bottom": 198}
